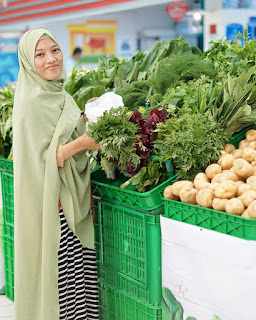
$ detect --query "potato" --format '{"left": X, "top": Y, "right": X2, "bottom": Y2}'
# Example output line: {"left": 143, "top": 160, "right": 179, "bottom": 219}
{"left": 247, "top": 200, "right": 256, "bottom": 218}
{"left": 233, "top": 158, "right": 254, "bottom": 178}
{"left": 235, "top": 180, "right": 244, "bottom": 187}
{"left": 246, "top": 176, "right": 256, "bottom": 185}
{"left": 224, "top": 143, "right": 236, "bottom": 153}
{"left": 249, "top": 141, "right": 256, "bottom": 150}
{"left": 170, "top": 180, "right": 194, "bottom": 197}
{"left": 212, "top": 198, "right": 228, "bottom": 212}
{"left": 232, "top": 149, "right": 243, "bottom": 159}
{"left": 205, "top": 164, "right": 221, "bottom": 180}
{"left": 239, "top": 139, "right": 250, "bottom": 149}
{"left": 196, "top": 188, "right": 214, "bottom": 208}
{"left": 250, "top": 184, "right": 256, "bottom": 192}
{"left": 180, "top": 187, "right": 198, "bottom": 205}
{"left": 164, "top": 185, "right": 180, "bottom": 200}
{"left": 239, "top": 190, "right": 256, "bottom": 207}
{"left": 195, "top": 181, "right": 211, "bottom": 191}
{"left": 246, "top": 129, "right": 256, "bottom": 141}
{"left": 211, "top": 171, "right": 238, "bottom": 183}
{"left": 252, "top": 167, "right": 256, "bottom": 176}
{"left": 214, "top": 181, "right": 236, "bottom": 199}
{"left": 236, "top": 183, "right": 251, "bottom": 197}
{"left": 220, "top": 150, "right": 227, "bottom": 155}
{"left": 225, "top": 198, "right": 244, "bottom": 215}
{"left": 194, "top": 172, "right": 209, "bottom": 186}
{"left": 241, "top": 209, "right": 250, "bottom": 219}
{"left": 241, "top": 147, "right": 256, "bottom": 163}
{"left": 218, "top": 154, "right": 234, "bottom": 170}
{"left": 208, "top": 183, "right": 219, "bottom": 191}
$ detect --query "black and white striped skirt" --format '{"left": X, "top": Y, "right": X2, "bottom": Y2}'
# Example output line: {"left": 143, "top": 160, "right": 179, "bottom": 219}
{"left": 58, "top": 208, "right": 99, "bottom": 320}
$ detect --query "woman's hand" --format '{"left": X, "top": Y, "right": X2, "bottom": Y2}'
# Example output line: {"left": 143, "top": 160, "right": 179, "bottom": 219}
{"left": 79, "top": 133, "right": 100, "bottom": 150}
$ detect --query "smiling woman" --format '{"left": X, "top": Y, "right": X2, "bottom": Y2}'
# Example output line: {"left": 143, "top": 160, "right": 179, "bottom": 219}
{"left": 34, "top": 35, "right": 63, "bottom": 80}
{"left": 12, "top": 28, "right": 100, "bottom": 320}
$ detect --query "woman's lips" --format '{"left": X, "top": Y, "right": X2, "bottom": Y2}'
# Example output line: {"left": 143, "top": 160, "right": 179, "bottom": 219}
{"left": 46, "top": 65, "right": 58, "bottom": 70}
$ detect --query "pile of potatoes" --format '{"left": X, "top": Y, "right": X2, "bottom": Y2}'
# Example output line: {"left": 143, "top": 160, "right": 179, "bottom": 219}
{"left": 164, "top": 129, "right": 256, "bottom": 219}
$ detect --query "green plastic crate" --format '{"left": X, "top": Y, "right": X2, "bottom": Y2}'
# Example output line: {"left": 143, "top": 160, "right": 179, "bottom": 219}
{"left": 91, "top": 168, "right": 175, "bottom": 211}
{"left": 3, "top": 235, "right": 14, "bottom": 301}
{"left": 94, "top": 199, "right": 162, "bottom": 306}
{"left": 0, "top": 158, "right": 13, "bottom": 173}
{"left": 98, "top": 281, "right": 162, "bottom": 320}
{"left": 1, "top": 172, "right": 14, "bottom": 226}
{"left": 163, "top": 199, "right": 256, "bottom": 240}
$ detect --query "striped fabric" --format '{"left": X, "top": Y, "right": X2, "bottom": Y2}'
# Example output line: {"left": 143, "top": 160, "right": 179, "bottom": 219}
{"left": 58, "top": 208, "right": 99, "bottom": 320}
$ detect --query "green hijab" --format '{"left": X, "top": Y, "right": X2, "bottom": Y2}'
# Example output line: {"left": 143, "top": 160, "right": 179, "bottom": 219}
{"left": 13, "top": 28, "right": 94, "bottom": 320}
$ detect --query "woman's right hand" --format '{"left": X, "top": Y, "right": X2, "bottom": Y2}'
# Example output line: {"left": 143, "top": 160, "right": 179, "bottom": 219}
{"left": 80, "top": 133, "right": 100, "bottom": 150}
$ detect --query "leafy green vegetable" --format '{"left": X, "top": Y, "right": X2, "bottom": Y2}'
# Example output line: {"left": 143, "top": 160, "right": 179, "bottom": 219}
{"left": 115, "top": 80, "right": 150, "bottom": 109}
{"left": 121, "top": 157, "right": 169, "bottom": 192}
{"left": 151, "top": 54, "right": 216, "bottom": 95}
{"left": 154, "top": 113, "right": 228, "bottom": 180}
{"left": 87, "top": 107, "right": 140, "bottom": 178}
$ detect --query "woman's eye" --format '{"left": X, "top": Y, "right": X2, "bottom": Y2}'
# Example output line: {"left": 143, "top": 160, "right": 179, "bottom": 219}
{"left": 35, "top": 53, "right": 43, "bottom": 57}
{"left": 53, "top": 48, "right": 61, "bottom": 53}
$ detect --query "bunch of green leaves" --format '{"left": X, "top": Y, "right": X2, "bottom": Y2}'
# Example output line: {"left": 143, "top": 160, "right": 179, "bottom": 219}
{"left": 87, "top": 107, "right": 140, "bottom": 178}
{"left": 115, "top": 80, "right": 150, "bottom": 110}
{"left": 0, "top": 84, "right": 14, "bottom": 158}
{"left": 203, "top": 29, "right": 256, "bottom": 81}
{"left": 124, "top": 157, "right": 169, "bottom": 193}
{"left": 151, "top": 53, "right": 216, "bottom": 95}
{"left": 154, "top": 113, "right": 228, "bottom": 181}
{"left": 66, "top": 36, "right": 202, "bottom": 110}
{"left": 65, "top": 55, "right": 125, "bottom": 109}
{"left": 197, "top": 65, "right": 256, "bottom": 137}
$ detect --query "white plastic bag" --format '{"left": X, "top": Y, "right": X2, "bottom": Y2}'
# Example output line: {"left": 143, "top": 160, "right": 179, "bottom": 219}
{"left": 84, "top": 92, "right": 124, "bottom": 125}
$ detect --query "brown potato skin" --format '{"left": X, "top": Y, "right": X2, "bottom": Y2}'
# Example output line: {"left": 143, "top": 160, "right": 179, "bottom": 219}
{"left": 214, "top": 181, "right": 236, "bottom": 199}
{"left": 180, "top": 187, "right": 198, "bottom": 205}
{"left": 205, "top": 164, "right": 222, "bottom": 180}
{"left": 196, "top": 188, "right": 214, "bottom": 208}
{"left": 225, "top": 198, "right": 244, "bottom": 215}
{"left": 212, "top": 198, "right": 228, "bottom": 212}
{"left": 164, "top": 185, "right": 179, "bottom": 200}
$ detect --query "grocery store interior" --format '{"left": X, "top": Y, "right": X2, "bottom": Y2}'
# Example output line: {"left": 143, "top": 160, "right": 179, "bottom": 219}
{"left": 1, "top": 0, "right": 256, "bottom": 320}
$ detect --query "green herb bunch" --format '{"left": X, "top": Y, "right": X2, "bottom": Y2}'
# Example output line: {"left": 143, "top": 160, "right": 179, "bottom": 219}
{"left": 154, "top": 113, "right": 228, "bottom": 181}
{"left": 87, "top": 107, "right": 140, "bottom": 179}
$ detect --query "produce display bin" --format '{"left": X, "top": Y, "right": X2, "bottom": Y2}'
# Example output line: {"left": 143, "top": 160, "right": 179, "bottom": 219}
{"left": 163, "top": 198, "right": 256, "bottom": 240}
{"left": 91, "top": 167, "right": 176, "bottom": 211}
{"left": 1, "top": 172, "right": 14, "bottom": 226}
{"left": 3, "top": 235, "right": 14, "bottom": 301}
{"left": 98, "top": 281, "right": 162, "bottom": 320}
{"left": 0, "top": 158, "right": 13, "bottom": 173}
{"left": 94, "top": 198, "right": 162, "bottom": 306}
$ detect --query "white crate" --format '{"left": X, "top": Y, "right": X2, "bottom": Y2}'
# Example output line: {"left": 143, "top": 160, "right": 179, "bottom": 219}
{"left": 161, "top": 216, "right": 256, "bottom": 320}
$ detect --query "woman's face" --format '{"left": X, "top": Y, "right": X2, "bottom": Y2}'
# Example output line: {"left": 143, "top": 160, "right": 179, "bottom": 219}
{"left": 34, "top": 38, "right": 63, "bottom": 80}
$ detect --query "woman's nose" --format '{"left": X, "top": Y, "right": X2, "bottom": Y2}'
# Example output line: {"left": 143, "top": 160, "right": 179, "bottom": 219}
{"left": 46, "top": 53, "right": 56, "bottom": 63}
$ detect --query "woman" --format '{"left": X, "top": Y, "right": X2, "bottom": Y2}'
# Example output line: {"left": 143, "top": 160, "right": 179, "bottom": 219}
{"left": 13, "top": 28, "right": 100, "bottom": 320}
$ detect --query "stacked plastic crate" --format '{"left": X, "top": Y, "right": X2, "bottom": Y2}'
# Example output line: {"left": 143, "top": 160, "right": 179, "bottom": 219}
{"left": 91, "top": 168, "right": 175, "bottom": 320}
{"left": 0, "top": 158, "right": 14, "bottom": 301}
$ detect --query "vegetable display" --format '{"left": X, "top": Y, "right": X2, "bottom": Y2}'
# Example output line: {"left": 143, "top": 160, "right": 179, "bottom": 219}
{"left": 164, "top": 128, "right": 256, "bottom": 219}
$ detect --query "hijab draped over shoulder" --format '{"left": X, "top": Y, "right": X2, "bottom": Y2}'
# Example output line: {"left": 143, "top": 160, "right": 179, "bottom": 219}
{"left": 13, "top": 28, "right": 93, "bottom": 320}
